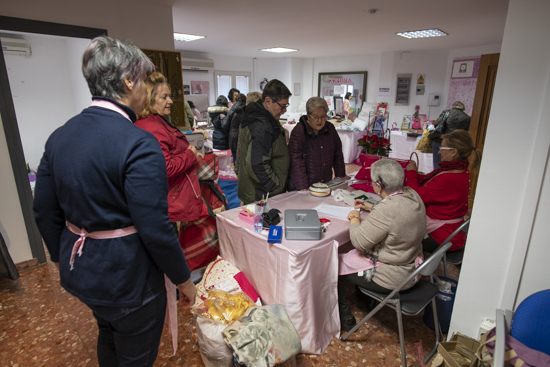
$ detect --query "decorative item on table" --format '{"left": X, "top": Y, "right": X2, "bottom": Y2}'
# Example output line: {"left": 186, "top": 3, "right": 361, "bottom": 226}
{"left": 376, "top": 102, "right": 388, "bottom": 115}
{"left": 391, "top": 122, "right": 400, "bottom": 131}
{"left": 309, "top": 182, "right": 331, "bottom": 197}
{"left": 416, "top": 128, "right": 433, "bottom": 153}
{"left": 357, "top": 134, "right": 392, "bottom": 157}
{"left": 284, "top": 209, "right": 322, "bottom": 240}
{"left": 319, "top": 218, "right": 331, "bottom": 233}
{"left": 401, "top": 115, "right": 412, "bottom": 130}
{"left": 238, "top": 209, "right": 254, "bottom": 225}
{"left": 411, "top": 105, "right": 423, "bottom": 130}
{"left": 368, "top": 110, "right": 388, "bottom": 137}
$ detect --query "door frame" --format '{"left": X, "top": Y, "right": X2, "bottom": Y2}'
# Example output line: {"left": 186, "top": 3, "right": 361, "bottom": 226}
{"left": 0, "top": 16, "right": 107, "bottom": 264}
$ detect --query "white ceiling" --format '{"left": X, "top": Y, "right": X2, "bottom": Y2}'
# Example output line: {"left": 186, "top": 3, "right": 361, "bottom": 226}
{"left": 172, "top": 0, "right": 510, "bottom": 59}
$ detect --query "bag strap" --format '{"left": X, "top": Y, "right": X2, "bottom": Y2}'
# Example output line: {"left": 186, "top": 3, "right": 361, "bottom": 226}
{"left": 199, "top": 180, "right": 229, "bottom": 219}
{"left": 409, "top": 151, "right": 419, "bottom": 167}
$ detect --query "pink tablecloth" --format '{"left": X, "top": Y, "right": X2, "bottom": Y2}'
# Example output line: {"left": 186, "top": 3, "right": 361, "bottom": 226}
{"left": 217, "top": 190, "right": 365, "bottom": 354}
{"left": 283, "top": 124, "right": 368, "bottom": 164}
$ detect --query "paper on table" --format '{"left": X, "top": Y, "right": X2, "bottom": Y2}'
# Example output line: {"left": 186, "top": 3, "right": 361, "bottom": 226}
{"left": 314, "top": 204, "right": 355, "bottom": 220}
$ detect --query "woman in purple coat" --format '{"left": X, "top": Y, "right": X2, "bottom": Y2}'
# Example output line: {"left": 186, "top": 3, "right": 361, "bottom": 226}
{"left": 288, "top": 97, "right": 346, "bottom": 190}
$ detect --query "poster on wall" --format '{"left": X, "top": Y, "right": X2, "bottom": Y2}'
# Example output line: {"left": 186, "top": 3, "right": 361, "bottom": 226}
{"left": 447, "top": 57, "right": 480, "bottom": 115}
{"left": 378, "top": 86, "right": 391, "bottom": 96}
{"left": 191, "top": 81, "right": 210, "bottom": 96}
{"left": 183, "top": 85, "right": 190, "bottom": 95}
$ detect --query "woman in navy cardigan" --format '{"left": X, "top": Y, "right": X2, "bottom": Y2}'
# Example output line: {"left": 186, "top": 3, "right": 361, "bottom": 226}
{"left": 33, "top": 36, "right": 196, "bottom": 365}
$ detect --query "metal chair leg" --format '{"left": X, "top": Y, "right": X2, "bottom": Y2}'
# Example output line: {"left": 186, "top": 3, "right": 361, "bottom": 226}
{"left": 443, "top": 252, "right": 448, "bottom": 278}
{"left": 395, "top": 296, "right": 408, "bottom": 367}
{"left": 425, "top": 297, "right": 440, "bottom": 364}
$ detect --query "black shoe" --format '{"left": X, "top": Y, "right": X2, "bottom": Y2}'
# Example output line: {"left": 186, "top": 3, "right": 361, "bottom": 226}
{"left": 340, "top": 316, "right": 357, "bottom": 332}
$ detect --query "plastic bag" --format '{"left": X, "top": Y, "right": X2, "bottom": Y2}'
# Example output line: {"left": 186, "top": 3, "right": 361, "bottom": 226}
{"left": 196, "top": 317, "right": 234, "bottom": 367}
{"left": 193, "top": 290, "right": 256, "bottom": 325}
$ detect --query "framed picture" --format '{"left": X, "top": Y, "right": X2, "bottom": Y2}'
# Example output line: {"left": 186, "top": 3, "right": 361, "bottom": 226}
{"left": 452, "top": 60, "right": 474, "bottom": 78}
{"left": 317, "top": 71, "right": 368, "bottom": 102}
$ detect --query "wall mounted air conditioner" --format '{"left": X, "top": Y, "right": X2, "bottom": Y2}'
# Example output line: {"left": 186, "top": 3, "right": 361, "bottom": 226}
{"left": 1, "top": 37, "right": 31, "bottom": 57}
{"left": 181, "top": 57, "right": 214, "bottom": 73}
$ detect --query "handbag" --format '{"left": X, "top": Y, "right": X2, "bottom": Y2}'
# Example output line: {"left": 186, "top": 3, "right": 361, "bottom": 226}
{"left": 428, "top": 110, "right": 450, "bottom": 142}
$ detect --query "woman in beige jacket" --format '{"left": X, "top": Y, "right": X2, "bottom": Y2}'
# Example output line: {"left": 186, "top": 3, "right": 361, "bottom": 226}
{"left": 339, "top": 159, "right": 426, "bottom": 331}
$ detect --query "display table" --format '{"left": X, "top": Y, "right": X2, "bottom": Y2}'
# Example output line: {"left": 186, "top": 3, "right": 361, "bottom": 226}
{"left": 216, "top": 189, "right": 367, "bottom": 354}
{"left": 389, "top": 131, "right": 433, "bottom": 173}
{"left": 282, "top": 123, "right": 368, "bottom": 164}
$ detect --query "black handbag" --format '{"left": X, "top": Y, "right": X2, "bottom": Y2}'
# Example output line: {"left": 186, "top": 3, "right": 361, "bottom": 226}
{"left": 262, "top": 209, "right": 281, "bottom": 229}
{"left": 429, "top": 110, "right": 450, "bottom": 142}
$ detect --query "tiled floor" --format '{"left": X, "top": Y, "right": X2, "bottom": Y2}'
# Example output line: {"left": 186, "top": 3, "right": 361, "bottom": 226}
{"left": 1, "top": 165, "right": 461, "bottom": 366}
{"left": 1, "top": 260, "right": 459, "bottom": 367}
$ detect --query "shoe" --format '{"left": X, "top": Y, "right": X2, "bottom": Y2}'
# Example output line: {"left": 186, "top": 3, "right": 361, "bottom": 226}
{"left": 340, "top": 316, "right": 357, "bottom": 332}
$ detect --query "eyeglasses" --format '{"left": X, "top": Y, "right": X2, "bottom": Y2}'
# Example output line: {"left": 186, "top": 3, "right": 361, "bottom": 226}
{"left": 439, "top": 147, "right": 454, "bottom": 151}
{"left": 274, "top": 100, "right": 290, "bottom": 109}
{"left": 367, "top": 180, "right": 384, "bottom": 188}
{"left": 309, "top": 115, "right": 328, "bottom": 122}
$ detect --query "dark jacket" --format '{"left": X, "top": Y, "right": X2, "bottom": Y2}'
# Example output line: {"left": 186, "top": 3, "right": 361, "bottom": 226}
{"left": 33, "top": 97, "right": 191, "bottom": 308}
{"left": 288, "top": 116, "right": 346, "bottom": 190}
{"left": 208, "top": 105, "right": 230, "bottom": 150}
{"left": 437, "top": 108, "right": 471, "bottom": 135}
{"left": 237, "top": 101, "right": 290, "bottom": 204}
{"left": 134, "top": 114, "right": 202, "bottom": 222}
{"left": 227, "top": 101, "right": 246, "bottom": 159}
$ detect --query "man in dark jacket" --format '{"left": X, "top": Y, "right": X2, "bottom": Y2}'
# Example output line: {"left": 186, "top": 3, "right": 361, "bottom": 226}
{"left": 208, "top": 95, "right": 230, "bottom": 150}
{"left": 227, "top": 93, "right": 247, "bottom": 160}
{"left": 237, "top": 79, "right": 292, "bottom": 204}
{"left": 431, "top": 101, "right": 471, "bottom": 169}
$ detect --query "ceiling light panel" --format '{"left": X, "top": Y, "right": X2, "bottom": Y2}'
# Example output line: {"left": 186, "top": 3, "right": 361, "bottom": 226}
{"left": 396, "top": 29, "right": 448, "bottom": 39}
{"left": 174, "top": 33, "right": 205, "bottom": 42}
{"left": 260, "top": 47, "right": 298, "bottom": 53}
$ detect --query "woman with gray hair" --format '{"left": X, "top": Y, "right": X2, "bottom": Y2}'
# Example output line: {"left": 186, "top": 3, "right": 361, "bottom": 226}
{"left": 33, "top": 36, "right": 196, "bottom": 365}
{"left": 338, "top": 159, "right": 426, "bottom": 331}
{"left": 288, "top": 96, "right": 346, "bottom": 190}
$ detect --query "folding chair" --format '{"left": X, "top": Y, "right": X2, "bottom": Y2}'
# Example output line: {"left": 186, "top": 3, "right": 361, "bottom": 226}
{"left": 341, "top": 219, "right": 471, "bottom": 367}
{"left": 442, "top": 219, "right": 470, "bottom": 277}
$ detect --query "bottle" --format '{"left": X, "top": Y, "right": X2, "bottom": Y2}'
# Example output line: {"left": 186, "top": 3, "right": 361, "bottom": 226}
{"left": 254, "top": 203, "right": 263, "bottom": 233}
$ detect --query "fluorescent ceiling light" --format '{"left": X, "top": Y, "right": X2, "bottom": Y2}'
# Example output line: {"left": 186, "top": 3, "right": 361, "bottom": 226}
{"left": 174, "top": 33, "right": 205, "bottom": 42}
{"left": 260, "top": 47, "right": 298, "bottom": 53}
{"left": 396, "top": 29, "right": 448, "bottom": 39}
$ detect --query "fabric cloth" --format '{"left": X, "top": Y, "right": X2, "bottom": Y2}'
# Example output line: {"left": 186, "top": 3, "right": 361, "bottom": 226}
{"left": 33, "top": 97, "right": 191, "bottom": 308}
{"left": 184, "top": 100, "right": 194, "bottom": 128}
{"left": 348, "top": 189, "right": 426, "bottom": 290}
{"left": 209, "top": 105, "right": 230, "bottom": 150}
{"left": 227, "top": 100, "right": 246, "bottom": 159}
{"left": 420, "top": 160, "right": 469, "bottom": 186}
{"left": 405, "top": 163, "right": 469, "bottom": 251}
{"left": 237, "top": 101, "right": 290, "bottom": 204}
{"left": 222, "top": 305, "right": 302, "bottom": 367}
{"left": 288, "top": 116, "right": 345, "bottom": 190}
{"left": 134, "top": 114, "right": 202, "bottom": 222}
{"left": 217, "top": 190, "right": 366, "bottom": 354}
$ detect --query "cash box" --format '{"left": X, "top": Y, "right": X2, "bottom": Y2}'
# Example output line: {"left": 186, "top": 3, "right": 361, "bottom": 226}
{"left": 284, "top": 209, "right": 322, "bottom": 240}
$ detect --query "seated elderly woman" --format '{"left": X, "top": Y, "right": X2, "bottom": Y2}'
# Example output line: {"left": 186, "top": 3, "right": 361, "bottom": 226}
{"left": 288, "top": 97, "right": 346, "bottom": 190}
{"left": 405, "top": 129, "right": 481, "bottom": 253}
{"left": 338, "top": 159, "right": 426, "bottom": 331}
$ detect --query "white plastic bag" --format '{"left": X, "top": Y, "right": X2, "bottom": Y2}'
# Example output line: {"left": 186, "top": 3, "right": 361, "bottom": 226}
{"left": 196, "top": 317, "right": 234, "bottom": 367}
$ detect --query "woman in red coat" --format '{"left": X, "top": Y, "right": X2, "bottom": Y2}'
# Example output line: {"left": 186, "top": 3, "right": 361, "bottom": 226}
{"left": 135, "top": 72, "right": 203, "bottom": 225}
{"left": 405, "top": 130, "right": 481, "bottom": 252}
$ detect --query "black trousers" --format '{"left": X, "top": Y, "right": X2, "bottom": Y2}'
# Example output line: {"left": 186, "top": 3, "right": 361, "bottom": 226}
{"left": 338, "top": 273, "right": 392, "bottom": 320}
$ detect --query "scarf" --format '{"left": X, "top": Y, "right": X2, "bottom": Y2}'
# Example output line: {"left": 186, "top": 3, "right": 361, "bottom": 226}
{"left": 420, "top": 160, "right": 469, "bottom": 186}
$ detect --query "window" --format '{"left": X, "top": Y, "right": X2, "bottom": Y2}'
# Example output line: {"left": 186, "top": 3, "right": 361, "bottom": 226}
{"left": 215, "top": 71, "right": 250, "bottom": 100}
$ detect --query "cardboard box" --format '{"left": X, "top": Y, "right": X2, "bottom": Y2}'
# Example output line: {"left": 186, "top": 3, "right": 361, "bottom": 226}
{"left": 432, "top": 333, "right": 481, "bottom": 367}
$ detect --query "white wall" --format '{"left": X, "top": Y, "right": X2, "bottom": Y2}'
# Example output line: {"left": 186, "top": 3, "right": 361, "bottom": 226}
{"left": 4, "top": 34, "right": 90, "bottom": 170}
{"left": 449, "top": 0, "right": 550, "bottom": 338}
{"left": 0, "top": 115, "right": 33, "bottom": 264}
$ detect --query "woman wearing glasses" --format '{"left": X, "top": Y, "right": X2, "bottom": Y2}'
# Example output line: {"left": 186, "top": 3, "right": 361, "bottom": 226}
{"left": 405, "top": 130, "right": 481, "bottom": 253}
{"left": 288, "top": 97, "right": 346, "bottom": 190}
{"left": 338, "top": 159, "right": 426, "bottom": 331}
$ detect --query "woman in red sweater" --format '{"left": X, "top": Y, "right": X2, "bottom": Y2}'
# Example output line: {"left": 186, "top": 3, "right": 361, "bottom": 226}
{"left": 405, "top": 130, "right": 481, "bottom": 252}
{"left": 135, "top": 72, "right": 203, "bottom": 226}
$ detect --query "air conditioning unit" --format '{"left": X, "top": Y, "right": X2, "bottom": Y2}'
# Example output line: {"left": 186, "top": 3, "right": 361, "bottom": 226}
{"left": 181, "top": 57, "right": 214, "bottom": 73}
{"left": 1, "top": 37, "right": 31, "bottom": 57}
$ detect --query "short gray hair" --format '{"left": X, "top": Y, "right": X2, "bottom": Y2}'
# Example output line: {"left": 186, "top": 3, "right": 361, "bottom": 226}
{"left": 82, "top": 36, "right": 155, "bottom": 100}
{"left": 306, "top": 97, "right": 329, "bottom": 115}
{"left": 371, "top": 159, "right": 404, "bottom": 193}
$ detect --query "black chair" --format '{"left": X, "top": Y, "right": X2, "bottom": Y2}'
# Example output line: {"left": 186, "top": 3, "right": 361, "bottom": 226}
{"left": 442, "top": 218, "right": 469, "bottom": 277}
{"left": 341, "top": 219, "right": 471, "bottom": 367}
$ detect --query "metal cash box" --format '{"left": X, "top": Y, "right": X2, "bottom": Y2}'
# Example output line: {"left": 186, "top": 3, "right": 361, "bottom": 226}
{"left": 284, "top": 209, "right": 322, "bottom": 240}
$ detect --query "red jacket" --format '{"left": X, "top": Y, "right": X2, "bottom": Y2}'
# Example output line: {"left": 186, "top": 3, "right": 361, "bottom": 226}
{"left": 135, "top": 114, "right": 202, "bottom": 222}
{"left": 405, "top": 170, "right": 469, "bottom": 251}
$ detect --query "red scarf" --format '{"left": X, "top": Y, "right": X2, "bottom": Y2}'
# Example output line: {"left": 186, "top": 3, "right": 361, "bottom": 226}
{"left": 420, "top": 160, "right": 469, "bottom": 187}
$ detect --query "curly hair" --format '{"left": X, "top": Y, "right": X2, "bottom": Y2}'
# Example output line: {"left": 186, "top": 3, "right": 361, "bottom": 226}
{"left": 137, "top": 72, "right": 170, "bottom": 119}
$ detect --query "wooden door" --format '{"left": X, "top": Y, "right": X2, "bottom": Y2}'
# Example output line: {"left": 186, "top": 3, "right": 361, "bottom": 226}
{"left": 468, "top": 53, "right": 500, "bottom": 208}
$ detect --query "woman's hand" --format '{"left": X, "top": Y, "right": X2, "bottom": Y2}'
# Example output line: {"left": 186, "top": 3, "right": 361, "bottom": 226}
{"left": 354, "top": 199, "right": 373, "bottom": 212}
{"left": 188, "top": 145, "right": 198, "bottom": 156}
{"left": 177, "top": 278, "right": 197, "bottom": 309}
{"left": 406, "top": 161, "right": 418, "bottom": 171}
{"left": 347, "top": 210, "right": 361, "bottom": 222}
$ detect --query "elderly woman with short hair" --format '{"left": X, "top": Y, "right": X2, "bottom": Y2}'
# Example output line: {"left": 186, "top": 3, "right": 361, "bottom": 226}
{"left": 338, "top": 159, "right": 426, "bottom": 331}
{"left": 33, "top": 36, "right": 196, "bottom": 365}
{"left": 288, "top": 97, "right": 346, "bottom": 190}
